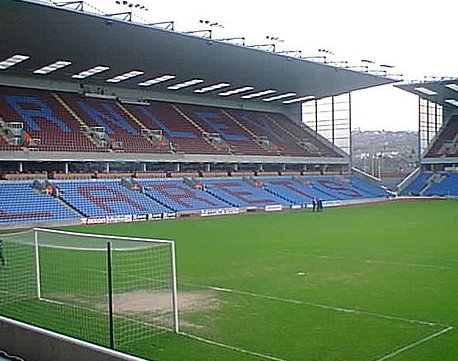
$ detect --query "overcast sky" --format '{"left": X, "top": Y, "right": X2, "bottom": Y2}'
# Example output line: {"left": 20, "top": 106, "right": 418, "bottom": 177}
{"left": 81, "top": 0, "right": 458, "bottom": 131}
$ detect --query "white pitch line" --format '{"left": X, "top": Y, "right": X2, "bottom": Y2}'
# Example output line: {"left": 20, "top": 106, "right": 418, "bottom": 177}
{"left": 363, "top": 259, "right": 456, "bottom": 271}
{"left": 180, "top": 331, "right": 292, "bottom": 361}
{"left": 371, "top": 326, "right": 454, "bottom": 361}
{"left": 83, "top": 271, "right": 442, "bottom": 327}
{"left": 39, "top": 297, "right": 66, "bottom": 306}
{"left": 208, "top": 286, "right": 232, "bottom": 292}
{"left": 278, "top": 251, "right": 457, "bottom": 271}
{"left": 204, "top": 284, "right": 438, "bottom": 326}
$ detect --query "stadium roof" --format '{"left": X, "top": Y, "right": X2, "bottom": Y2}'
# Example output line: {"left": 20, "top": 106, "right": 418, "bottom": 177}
{"left": 396, "top": 78, "right": 458, "bottom": 109}
{"left": 0, "top": 0, "right": 395, "bottom": 106}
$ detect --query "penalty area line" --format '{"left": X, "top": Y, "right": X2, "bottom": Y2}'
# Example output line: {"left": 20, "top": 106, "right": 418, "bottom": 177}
{"left": 371, "top": 325, "right": 454, "bottom": 361}
{"left": 204, "top": 284, "right": 438, "bottom": 327}
{"left": 179, "top": 331, "right": 292, "bottom": 361}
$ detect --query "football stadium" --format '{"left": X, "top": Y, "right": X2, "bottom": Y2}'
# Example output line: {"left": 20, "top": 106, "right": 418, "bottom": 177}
{"left": 0, "top": 1, "right": 457, "bottom": 361}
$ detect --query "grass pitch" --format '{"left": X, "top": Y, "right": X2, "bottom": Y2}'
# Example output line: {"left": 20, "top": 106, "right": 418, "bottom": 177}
{"left": 3, "top": 200, "right": 458, "bottom": 361}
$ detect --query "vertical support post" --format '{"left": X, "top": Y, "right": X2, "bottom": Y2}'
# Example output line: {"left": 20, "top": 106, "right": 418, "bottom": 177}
{"left": 418, "top": 96, "right": 422, "bottom": 166}
{"left": 170, "top": 242, "right": 179, "bottom": 333}
{"left": 348, "top": 92, "right": 352, "bottom": 171}
{"left": 426, "top": 100, "right": 430, "bottom": 145}
{"left": 106, "top": 242, "right": 115, "bottom": 349}
{"left": 331, "top": 96, "right": 335, "bottom": 145}
{"left": 314, "top": 99, "right": 318, "bottom": 132}
{"left": 34, "top": 229, "right": 42, "bottom": 300}
{"left": 378, "top": 156, "right": 382, "bottom": 179}
{"left": 434, "top": 103, "right": 438, "bottom": 134}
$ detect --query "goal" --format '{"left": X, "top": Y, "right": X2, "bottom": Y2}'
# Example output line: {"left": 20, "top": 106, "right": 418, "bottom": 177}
{"left": 0, "top": 228, "right": 179, "bottom": 350}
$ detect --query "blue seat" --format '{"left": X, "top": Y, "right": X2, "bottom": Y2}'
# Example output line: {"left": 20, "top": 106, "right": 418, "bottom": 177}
{"left": 139, "top": 179, "right": 231, "bottom": 212}
{"left": 0, "top": 182, "right": 80, "bottom": 224}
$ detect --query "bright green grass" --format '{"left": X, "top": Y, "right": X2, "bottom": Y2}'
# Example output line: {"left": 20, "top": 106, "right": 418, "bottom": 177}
{"left": 3, "top": 200, "right": 458, "bottom": 361}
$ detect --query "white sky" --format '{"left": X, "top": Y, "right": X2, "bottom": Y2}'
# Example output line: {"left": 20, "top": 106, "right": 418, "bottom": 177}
{"left": 83, "top": 0, "right": 458, "bottom": 131}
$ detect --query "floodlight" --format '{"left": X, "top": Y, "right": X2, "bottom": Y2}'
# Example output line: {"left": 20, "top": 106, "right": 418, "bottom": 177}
{"left": 72, "top": 65, "right": 110, "bottom": 79}
{"left": 262, "top": 93, "right": 297, "bottom": 102}
{"left": 241, "top": 89, "right": 276, "bottom": 99}
{"left": 106, "top": 70, "right": 144, "bottom": 83}
{"left": 445, "top": 84, "right": 458, "bottom": 92}
{"left": 282, "top": 96, "right": 315, "bottom": 104}
{"left": 0, "top": 54, "right": 30, "bottom": 70}
{"left": 33, "top": 60, "right": 72, "bottom": 74}
{"left": 219, "top": 86, "right": 254, "bottom": 96}
{"left": 445, "top": 99, "right": 458, "bottom": 107}
{"left": 194, "top": 83, "right": 231, "bottom": 94}
{"left": 414, "top": 87, "right": 437, "bottom": 96}
{"left": 167, "top": 79, "right": 204, "bottom": 90}
{"left": 138, "top": 74, "right": 176, "bottom": 86}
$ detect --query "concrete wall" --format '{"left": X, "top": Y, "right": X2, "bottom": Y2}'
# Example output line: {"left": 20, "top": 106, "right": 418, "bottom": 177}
{"left": 0, "top": 317, "right": 151, "bottom": 361}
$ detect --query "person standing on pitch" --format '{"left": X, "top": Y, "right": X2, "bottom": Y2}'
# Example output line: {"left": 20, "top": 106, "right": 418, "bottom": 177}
{"left": 312, "top": 198, "right": 317, "bottom": 212}
{"left": 317, "top": 199, "right": 323, "bottom": 212}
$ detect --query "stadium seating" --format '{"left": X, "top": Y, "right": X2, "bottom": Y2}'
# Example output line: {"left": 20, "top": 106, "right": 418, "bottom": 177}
{"left": 425, "top": 115, "right": 458, "bottom": 158}
{"left": 302, "top": 175, "right": 388, "bottom": 200}
{"left": 201, "top": 178, "right": 292, "bottom": 208}
{"left": 177, "top": 104, "right": 270, "bottom": 155}
{"left": 426, "top": 173, "right": 458, "bottom": 196}
{"left": 228, "top": 109, "right": 328, "bottom": 157}
{"left": 344, "top": 176, "right": 389, "bottom": 197}
{"left": 259, "top": 175, "right": 388, "bottom": 205}
{"left": 58, "top": 93, "right": 155, "bottom": 153}
{"left": 0, "top": 174, "right": 391, "bottom": 226}
{"left": 259, "top": 177, "right": 335, "bottom": 205}
{"left": 268, "top": 113, "right": 342, "bottom": 157}
{"left": 125, "top": 101, "right": 224, "bottom": 154}
{"left": 401, "top": 173, "right": 430, "bottom": 196}
{"left": 402, "top": 172, "right": 458, "bottom": 196}
{"left": 138, "top": 179, "right": 231, "bottom": 211}
{"left": 0, "top": 182, "right": 81, "bottom": 224}
{"left": 0, "top": 86, "right": 100, "bottom": 152}
{"left": 55, "top": 180, "right": 170, "bottom": 217}
{"left": 0, "top": 86, "right": 345, "bottom": 159}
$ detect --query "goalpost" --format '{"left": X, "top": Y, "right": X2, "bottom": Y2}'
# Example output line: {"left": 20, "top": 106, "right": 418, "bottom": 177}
{"left": 0, "top": 228, "right": 179, "bottom": 350}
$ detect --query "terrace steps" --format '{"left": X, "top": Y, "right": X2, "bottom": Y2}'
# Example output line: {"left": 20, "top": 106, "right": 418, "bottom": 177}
{"left": 116, "top": 102, "right": 161, "bottom": 149}
{"left": 265, "top": 113, "right": 308, "bottom": 151}
{"left": 52, "top": 93, "right": 99, "bottom": 147}
{"left": 172, "top": 104, "right": 224, "bottom": 152}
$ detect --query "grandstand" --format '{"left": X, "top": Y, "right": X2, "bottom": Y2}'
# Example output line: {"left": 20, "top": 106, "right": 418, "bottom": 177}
{"left": 4, "top": 0, "right": 454, "bottom": 361}
{"left": 397, "top": 80, "right": 458, "bottom": 196}
{"left": 0, "top": 0, "right": 398, "bottom": 231}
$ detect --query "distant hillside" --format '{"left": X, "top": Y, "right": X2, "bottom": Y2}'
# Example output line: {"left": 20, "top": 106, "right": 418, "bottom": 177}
{"left": 352, "top": 130, "right": 418, "bottom": 177}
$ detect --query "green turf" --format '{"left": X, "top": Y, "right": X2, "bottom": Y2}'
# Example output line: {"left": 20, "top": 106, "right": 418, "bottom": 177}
{"left": 1, "top": 200, "right": 457, "bottom": 361}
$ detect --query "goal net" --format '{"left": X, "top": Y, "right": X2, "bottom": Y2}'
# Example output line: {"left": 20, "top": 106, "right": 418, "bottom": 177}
{"left": 0, "top": 228, "right": 179, "bottom": 350}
